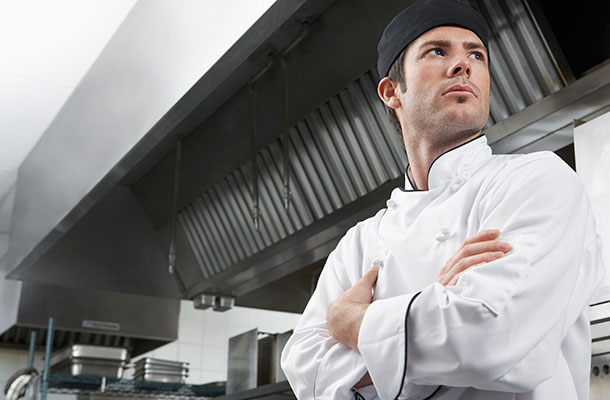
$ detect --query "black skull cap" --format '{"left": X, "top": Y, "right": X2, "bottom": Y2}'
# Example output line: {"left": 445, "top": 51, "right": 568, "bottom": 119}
{"left": 377, "top": 0, "right": 489, "bottom": 78}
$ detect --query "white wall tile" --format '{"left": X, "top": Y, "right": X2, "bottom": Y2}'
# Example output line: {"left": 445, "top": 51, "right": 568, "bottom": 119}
{"left": 179, "top": 300, "right": 202, "bottom": 322}
{"left": 267, "top": 312, "right": 301, "bottom": 334}
{"left": 0, "top": 349, "right": 25, "bottom": 380}
{"left": 201, "top": 369, "right": 226, "bottom": 384}
{"left": 227, "top": 323, "right": 256, "bottom": 339}
{"left": 201, "top": 345, "right": 227, "bottom": 374}
{"left": 202, "top": 308, "right": 228, "bottom": 327}
{"left": 225, "top": 307, "right": 252, "bottom": 325}
{"left": 178, "top": 318, "right": 203, "bottom": 345}
{"left": 202, "top": 320, "right": 227, "bottom": 347}
{"left": 153, "top": 341, "right": 178, "bottom": 361}
{"left": 177, "top": 342, "right": 202, "bottom": 370}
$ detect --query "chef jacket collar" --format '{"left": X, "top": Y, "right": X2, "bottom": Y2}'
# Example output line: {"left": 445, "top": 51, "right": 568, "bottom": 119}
{"left": 403, "top": 134, "right": 491, "bottom": 191}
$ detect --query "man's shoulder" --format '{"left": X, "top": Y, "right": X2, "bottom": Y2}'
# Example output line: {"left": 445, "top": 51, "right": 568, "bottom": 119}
{"left": 489, "top": 150, "right": 577, "bottom": 184}
{"left": 484, "top": 150, "right": 583, "bottom": 198}
{"left": 491, "top": 150, "right": 567, "bottom": 170}
{"left": 338, "top": 209, "right": 386, "bottom": 248}
{"left": 327, "top": 209, "right": 386, "bottom": 283}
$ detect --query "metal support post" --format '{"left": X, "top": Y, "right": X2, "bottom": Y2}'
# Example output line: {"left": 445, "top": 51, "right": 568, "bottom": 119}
{"left": 27, "top": 331, "right": 37, "bottom": 367}
{"left": 41, "top": 318, "right": 55, "bottom": 400}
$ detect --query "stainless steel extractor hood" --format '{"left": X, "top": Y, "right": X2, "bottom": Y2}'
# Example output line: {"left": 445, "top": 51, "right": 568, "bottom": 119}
{"left": 0, "top": 273, "right": 179, "bottom": 356}
{"left": 5, "top": 0, "right": 610, "bottom": 314}
{"left": 4, "top": 0, "right": 340, "bottom": 310}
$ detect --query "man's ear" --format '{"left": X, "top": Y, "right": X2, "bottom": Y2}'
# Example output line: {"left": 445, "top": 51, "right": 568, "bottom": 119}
{"left": 377, "top": 77, "right": 401, "bottom": 109}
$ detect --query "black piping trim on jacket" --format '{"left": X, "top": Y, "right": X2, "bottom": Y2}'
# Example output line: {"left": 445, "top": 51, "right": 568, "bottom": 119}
{"left": 422, "top": 385, "right": 444, "bottom": 399}
{"left": 399, "top": 133, "right": 485, "bottom": 193}
{"left": 393, "top": 291, "right": 422, "bottom": 400}
{"left": 402, "top": 165, "right": 423, "bottom": 192}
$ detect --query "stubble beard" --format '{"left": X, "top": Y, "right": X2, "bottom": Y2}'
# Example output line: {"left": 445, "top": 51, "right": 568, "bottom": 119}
{"left": 405, "top": 95, "right": 488, "bottom": 152}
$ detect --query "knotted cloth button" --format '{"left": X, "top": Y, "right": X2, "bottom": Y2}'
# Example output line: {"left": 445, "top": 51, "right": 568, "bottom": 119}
{"left": 435, "top": 227, "right": 453, "bottom": 241}
{"left": 386, "top": 199, "right": 398, "bottom": 209}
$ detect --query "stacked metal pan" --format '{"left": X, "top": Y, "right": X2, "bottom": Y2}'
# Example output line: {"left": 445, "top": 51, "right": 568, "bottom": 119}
{"left": 49, "top": 345, "right": 130, "bottom": 378}
{"left": 133, "top": 358, "right": 189, "bottom": 383}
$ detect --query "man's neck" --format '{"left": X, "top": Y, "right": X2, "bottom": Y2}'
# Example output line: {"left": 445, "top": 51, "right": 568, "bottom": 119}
{"left": 404, "top": 132, "right": 481, "bottom": 190}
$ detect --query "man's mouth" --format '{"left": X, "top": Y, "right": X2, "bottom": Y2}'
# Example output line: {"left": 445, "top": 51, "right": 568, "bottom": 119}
{"left": 443, "top": 84, "right": 476, "bottom": 98}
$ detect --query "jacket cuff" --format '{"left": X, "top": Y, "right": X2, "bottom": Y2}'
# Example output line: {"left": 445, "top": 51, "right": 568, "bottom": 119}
{"left": 358, "top": 292, "right": 420, "bottom": 399}
{"left": 314, "top": 343, "right": 368, "bottom": 399}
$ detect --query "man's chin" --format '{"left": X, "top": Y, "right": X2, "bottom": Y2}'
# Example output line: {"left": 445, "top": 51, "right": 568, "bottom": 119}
{"left": 443, "top": 107, "right": 487, "bottom": 130}
{"left": 438, "top": 117, "right": 486, "bottom": 143}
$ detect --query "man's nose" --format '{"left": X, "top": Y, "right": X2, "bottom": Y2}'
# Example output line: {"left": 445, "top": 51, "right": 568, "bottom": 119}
{"left": 449, "top": 57, "right": 471, "bottom": 78}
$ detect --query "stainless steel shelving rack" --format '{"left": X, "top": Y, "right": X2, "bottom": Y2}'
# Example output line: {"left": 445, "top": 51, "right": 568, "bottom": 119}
{"left": 29, "top": 317, "right": 294, "bottom": 400}
{"left": 44, "top": 374, "right": 224, "bottom": 399}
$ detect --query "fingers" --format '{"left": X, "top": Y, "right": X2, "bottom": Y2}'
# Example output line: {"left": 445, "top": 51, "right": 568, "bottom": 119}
{"left": 439, "top": 251, "right": 505, "bottom": 286}
{"left": 339, "top": 266, "right": 379, "bottom": 304}
{"left": 462, "top": 229, "right": 500, "bottom": 246}
{"left": 358, "top": 266, "right": 379, "bottom": 288}
{"left": 459, "top": 240, "right": 511, "bottom": 258}
{"left": 438, "top": 229, "right": 512, "bottom": 287}
{"left": 438, "top": 230, "right": 509, "bottom": 276}
{"left": 448, "top": 271, "right": 468, "bottom": 286}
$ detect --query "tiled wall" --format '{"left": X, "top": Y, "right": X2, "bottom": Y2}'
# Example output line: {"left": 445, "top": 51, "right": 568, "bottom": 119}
{"left": 0, "top": 348, "right": 43, "bottom": 395}
{"left": 0, "top": 302, "right": 301, "bottom": 390}
{"left": 133, "top": 302, "right": 302, "bottom": 384}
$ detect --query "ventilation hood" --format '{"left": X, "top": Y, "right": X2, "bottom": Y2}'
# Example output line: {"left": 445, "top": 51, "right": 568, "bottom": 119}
{"left": 0, "top": 272, "right": 179, "bottom": 356}
{"left": 5, "top": 0, "right": 610, "bottom": 314}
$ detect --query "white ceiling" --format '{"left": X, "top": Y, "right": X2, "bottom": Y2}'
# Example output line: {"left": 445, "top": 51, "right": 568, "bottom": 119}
{"left": 0, "top": 0, "right": 275, "bottom": 267}
{"left": 0, "top": 0, "right": 138, "bottom": 262}
{"left": 0, "top": 1, "right": 139, "bottom": 170}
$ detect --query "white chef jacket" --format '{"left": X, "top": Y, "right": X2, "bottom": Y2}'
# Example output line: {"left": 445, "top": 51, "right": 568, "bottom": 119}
{"left": 281, "top": 135, "right": 605, "bottom": 400}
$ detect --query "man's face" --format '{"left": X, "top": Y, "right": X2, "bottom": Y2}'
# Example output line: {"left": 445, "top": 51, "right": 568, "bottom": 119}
{"left": 397, "top": 26, "right": 490, "bottom": 144}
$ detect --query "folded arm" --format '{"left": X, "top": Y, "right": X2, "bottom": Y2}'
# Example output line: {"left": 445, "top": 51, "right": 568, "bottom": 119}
{"left": 280, "top": 219, "right": 373, "bottom": 399}
{"left": 358, "top": 155, "right": 604, "bottom": 399}
{"left": 282, "top": 225, "right": 512, "bottom": 398}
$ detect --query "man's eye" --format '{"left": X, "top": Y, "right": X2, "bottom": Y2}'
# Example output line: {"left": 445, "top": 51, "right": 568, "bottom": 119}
{"left": 427, "top": 48, "right": 444, "bottom": 56}
{"left": 469, "top": 52, "right": 484, "bottom": 60}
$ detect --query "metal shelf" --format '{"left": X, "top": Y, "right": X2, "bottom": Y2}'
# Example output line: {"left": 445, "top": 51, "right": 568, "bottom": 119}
{"left": 44, "top": 374, "right": 294, "bottom": 400}
{"left": 45, "top": 374, "right": 225, "bottom": 399}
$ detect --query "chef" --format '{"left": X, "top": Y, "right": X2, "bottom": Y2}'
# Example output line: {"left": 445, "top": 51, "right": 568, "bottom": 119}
{"left": 280, "top": 0, "right": 605, "bottom": 399}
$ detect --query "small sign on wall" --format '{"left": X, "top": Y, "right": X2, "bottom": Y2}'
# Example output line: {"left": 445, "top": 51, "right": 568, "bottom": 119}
{"left": 82, "top": 320, "right": 121, "bottom": 332}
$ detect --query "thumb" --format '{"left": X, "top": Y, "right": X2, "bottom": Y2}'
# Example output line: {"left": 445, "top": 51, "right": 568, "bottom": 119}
{"left": 358, "top": 266, "right": 379, "bottom": 288}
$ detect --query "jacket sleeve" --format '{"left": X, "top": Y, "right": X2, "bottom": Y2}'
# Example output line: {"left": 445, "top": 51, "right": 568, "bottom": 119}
{"left": 280, "top": 220, "right": 373, "bottom": 400}
{"left": 358, "top": 154, "right": 605, "bottom": 399}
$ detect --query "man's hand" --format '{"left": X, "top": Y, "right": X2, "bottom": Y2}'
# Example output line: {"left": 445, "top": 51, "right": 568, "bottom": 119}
{"left": 327, "top": 231, "right": 509, "bottom": 387}
{"left": 438, "top": 229, "right": 511, "bottom": 286}
{"left": 327, "top": 266, "right": 379, "bottom": 352}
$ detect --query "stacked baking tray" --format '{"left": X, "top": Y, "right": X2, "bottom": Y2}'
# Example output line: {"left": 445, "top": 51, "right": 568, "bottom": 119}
{"left": 133, "top": 358, "right": 189, "bottom": 383}
{"left": 49, "top": 345, "right": 130, "bottom": 378}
